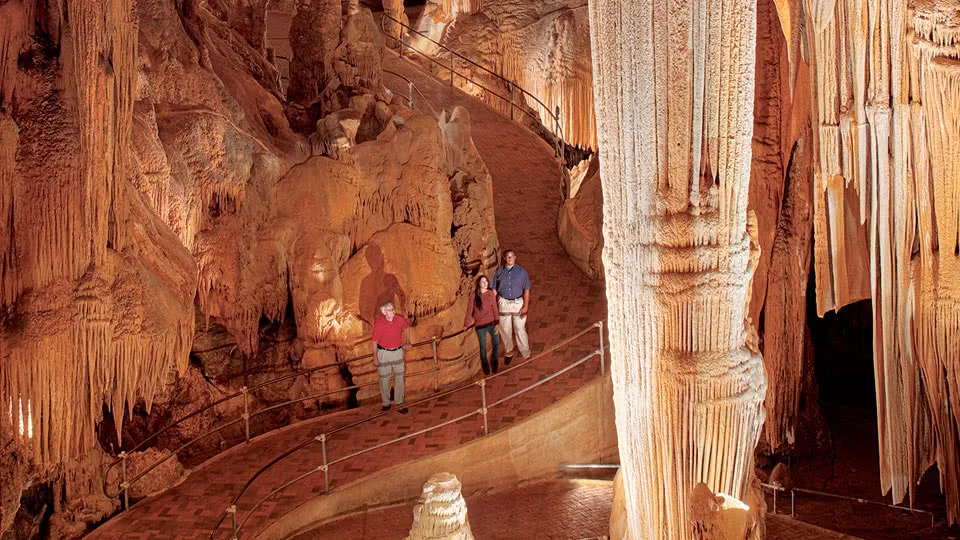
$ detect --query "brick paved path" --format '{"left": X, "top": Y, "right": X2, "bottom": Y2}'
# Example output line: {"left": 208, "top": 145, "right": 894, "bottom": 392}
{"left": 290, "top": 480, "right": 860, "bottom": 540}
{"left": 89, "top": 53, "right": 607, "bottom": 539}
{"left": 291, "top": 480, "right": 613, "bottom": 540}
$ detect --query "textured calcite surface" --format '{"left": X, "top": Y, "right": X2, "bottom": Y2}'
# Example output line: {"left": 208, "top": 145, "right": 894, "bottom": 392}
{"left": 589, "top": 0, "right": 767, "bottom": 539}
{"left": 0, "top": 0, "right": 497, "bottom": 534}
{"left": 410, "top": 0, "right": 595, "bottom": 150}
{"left": 405, "top": 472, "right": 474, "bottom": 540}
{"left": 786, "top": 0, "right": 960, "bottom": 522}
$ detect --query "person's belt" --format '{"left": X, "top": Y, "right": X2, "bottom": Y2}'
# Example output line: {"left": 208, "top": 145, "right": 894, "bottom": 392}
{"left": 377, "top": 345, "right": 402, "bottom": 351}
{"left": 501, "top": 296, "right": 521, "bottom": 301}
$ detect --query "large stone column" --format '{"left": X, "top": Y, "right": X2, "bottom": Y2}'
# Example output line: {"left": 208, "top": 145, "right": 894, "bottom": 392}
{"left": 587, "top": 1, "right": 767, "bottom": 538}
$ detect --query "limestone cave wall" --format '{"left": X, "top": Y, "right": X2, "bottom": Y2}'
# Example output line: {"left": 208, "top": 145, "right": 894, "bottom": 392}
{"left": 791, "top": 0, "right": 960, "bottom": 522}
{"left": 409, "top": 0, "right": 596, "bottom": 150}
{"left": 0, "top": 0, "right": 497, "bottom": 535}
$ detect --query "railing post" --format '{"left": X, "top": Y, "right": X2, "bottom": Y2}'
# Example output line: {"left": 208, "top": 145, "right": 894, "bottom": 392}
{"left": 479, "top": 379, "right": 488, "bottom": 436}
{"left": 432, "top": 336, "right": 439, "bottom": 391}
{"left": 228, "top": 504, "right": 238, "bottom": 539}
{"left": 772, "top": 487, "right": 777, "bottom": 514}
{"left": 597, "top": 320, "right": 605, "bottom": 377}
{"left": 508, "top": 85, "right": 515, "bottom": 120}
{"left": 407, "top": 81, "right": 414, "bottom": 109}
{"left": 242, "top": 386, "right": 250, "bottom": 443}
{"left": 120, "top": 451, "right": 129, "bottom": 511}
{"left": 449, "top": 56, "right": 454, "bottom": 86}
{"left": 318, "top": 433, "right": 329, "bottom": 493}
{"left": 790, "top": 489, "right": 795, "bottom": 517}
{"left": 399, "top": 35, "right": 404, "bottom": 58}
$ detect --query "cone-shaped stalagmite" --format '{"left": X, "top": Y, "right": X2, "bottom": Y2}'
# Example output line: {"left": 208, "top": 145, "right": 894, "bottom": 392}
{"left": 405, "top": 473, "right": 474, "bottom": 540}
{"left": 587, "top": 0, "right": 767, "bottom": 538}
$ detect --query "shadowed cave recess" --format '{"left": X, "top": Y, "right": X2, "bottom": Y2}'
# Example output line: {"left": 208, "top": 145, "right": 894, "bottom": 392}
{"left": 2, "top": 0, "right": 960, "bottom": 539}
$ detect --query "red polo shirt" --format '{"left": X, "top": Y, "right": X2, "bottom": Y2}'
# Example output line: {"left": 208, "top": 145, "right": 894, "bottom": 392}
{"left": 372, "top": 315, "right": 410, "bottom": 349}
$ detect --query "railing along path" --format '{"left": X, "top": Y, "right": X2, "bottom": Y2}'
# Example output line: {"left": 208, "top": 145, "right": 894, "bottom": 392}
{"left": 210, "top": 319, "right": 606, "bottom": 539}
{"left": 102, "top": 325, "right": 475, "bottom": 508}
{"left": 102, "top": 13, "right": 585, "bottom": 534}
{"left": 379, "top": 14, "right": 570, "bottom": 191}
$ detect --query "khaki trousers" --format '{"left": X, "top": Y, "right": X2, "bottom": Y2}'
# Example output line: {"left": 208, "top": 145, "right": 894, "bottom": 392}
{"left": 497, "top": 297, "right": 530, "bottom": 359}
{"left": 376, "top": 348, "right": 405, "bottom": 406}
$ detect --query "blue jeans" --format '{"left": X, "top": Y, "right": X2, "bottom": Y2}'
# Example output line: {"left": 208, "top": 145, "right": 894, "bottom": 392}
{"left": 475, "top": 325, "right": 499, "bottom": 374}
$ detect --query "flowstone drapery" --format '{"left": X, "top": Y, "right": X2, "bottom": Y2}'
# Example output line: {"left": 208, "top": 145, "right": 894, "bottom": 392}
{"left": 800, "top": 0, "right": 960, "bottom": 521}
{"left": 588, "top": 0, "right": 767, "bottom": 538}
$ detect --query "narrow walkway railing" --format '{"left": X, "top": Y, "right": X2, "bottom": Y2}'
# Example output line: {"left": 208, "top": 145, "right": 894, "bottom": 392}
{"left": 101, "top": 325, "right": 475, "bottom": 508}
{"left": 382, "top": 67, "right": 440, "bottom": 117}
{"left": 268, "top": 52, "right": 437, "bottom": 119}
{"left": 378, "top": 13, "right": 570, "bottom": 191}
{"left": 760, "top": 482, "right": 937, "bottom": 528}
{"left": 210, "top": 320, "right": 606, "bottom": 539}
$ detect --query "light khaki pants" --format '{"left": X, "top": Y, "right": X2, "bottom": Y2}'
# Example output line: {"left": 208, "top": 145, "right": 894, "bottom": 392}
{"left": 377, "top": 348, "right": 405, "bottom": 406}
{"left": 497, "top": 297, "right": 530, "bottom": 359}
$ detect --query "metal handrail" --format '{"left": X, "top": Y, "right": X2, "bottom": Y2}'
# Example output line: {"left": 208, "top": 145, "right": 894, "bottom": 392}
{"left": 212, "top": 320, "right": 606, "bottom": 538}
{"left": 102, "top": 324, "right": 476, "bottom": 505}
{"left": 378, "top": 13, "right": 568, "bottom": 158}
{"left": 760, "top": 482, "right": 937, "bottom": 528}
{"left": 382, "top": 68, "right": 440, "bottom": 118}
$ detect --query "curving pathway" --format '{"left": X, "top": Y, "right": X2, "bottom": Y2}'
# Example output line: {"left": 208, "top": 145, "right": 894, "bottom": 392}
{"left": 88, "top": 53, "right": 608, "bottom": 540}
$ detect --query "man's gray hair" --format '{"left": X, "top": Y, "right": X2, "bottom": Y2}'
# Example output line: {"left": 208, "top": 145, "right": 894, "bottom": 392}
{"left": 380, "top": 302, "right": 395, "bottom": 312}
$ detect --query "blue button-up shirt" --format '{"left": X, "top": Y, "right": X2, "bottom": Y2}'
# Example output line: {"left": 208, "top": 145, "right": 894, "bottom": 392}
{"left": 492, "top": 264, "right": 531, "bottom": 300}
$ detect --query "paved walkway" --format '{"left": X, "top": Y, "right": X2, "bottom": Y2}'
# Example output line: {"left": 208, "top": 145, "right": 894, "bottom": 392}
{"left": 89, "top": 53, "right": 607, "bottom": 539}
{"left": 291, "top": 479, "right": 861, "bottom": 540}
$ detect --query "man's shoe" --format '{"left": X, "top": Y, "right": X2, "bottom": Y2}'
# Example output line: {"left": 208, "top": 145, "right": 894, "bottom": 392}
{"left": 504, "top": 355, "right": 513, "bottom": 366}
{"left": 381, "top": 404, "right": 391, "bottom": 412}
{"left": 398, "top": 406, "right": 409, "bottom": 414}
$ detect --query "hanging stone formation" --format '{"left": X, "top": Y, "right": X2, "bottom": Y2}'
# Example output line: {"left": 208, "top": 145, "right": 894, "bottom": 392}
{"left": 588, "top": 0, "right": 767, "bottom": 538}
{"left": 800, "top": 0, "right": 960, "bottom": 522}
{"left": 405, "top": 473, "right": 474, "bottom": 540}
{"left": 0, "top": 0, "right": 197, "bottom": 464}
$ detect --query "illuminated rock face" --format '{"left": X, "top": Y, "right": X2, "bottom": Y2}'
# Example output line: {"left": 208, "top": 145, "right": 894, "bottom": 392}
{"left": 588, "top": 0, "right": 767, "bottom": 538}
{"left": 0, "top": 0, "right": 496, "bottom": 534}
{"left": 411, "top": 0, "right": 596, "bottom": 150}
{"left": 788, "top": 0, "right": 960, "bottom": 522}
{"left": 406, "top": 473, "right": 474, "bottom": 540}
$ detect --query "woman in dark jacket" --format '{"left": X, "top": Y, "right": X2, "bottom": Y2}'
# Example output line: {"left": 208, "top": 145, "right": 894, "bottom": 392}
{"left": 464, "top": 274, "right": 500, "bottom": 375}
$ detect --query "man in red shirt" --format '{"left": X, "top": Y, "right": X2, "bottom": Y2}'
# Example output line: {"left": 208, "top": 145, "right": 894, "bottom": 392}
{"left": 371, "top": 302, "right": 411, "bottom": 413}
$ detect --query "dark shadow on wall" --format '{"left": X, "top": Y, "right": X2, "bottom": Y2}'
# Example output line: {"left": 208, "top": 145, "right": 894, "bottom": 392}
{"left": 358, "top": 245, "right": 408, "bottom": 325}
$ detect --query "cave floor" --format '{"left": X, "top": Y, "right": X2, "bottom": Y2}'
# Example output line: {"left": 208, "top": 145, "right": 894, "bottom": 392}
{"left": 291, "top": 479, "right": 859, "bottom": 540}
{"left": 89, "top": 50, "right": 607, "bottom": 540}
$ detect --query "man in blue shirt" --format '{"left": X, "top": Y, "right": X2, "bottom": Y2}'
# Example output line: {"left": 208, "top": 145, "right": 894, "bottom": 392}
{"left": 491, "top": 249, "right": 531, "bottom": 363}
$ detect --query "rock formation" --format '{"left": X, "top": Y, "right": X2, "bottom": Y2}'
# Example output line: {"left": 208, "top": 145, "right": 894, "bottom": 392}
{"left": 0, "top": 0, "right": 497, "bottom": 534}
{"left": 792, "top": 0, "right": 960, "bottom": 522}
{"left": 410, "top": 0, "right": 596, "bottom": 150}
{"left": 588, "top": 1, "right": 767, "bottom": 539}
{"left": 405, "top": 472, "right": 474, "bottom": 540}
{"left": 688, "top": 483, "right": 765, "bottom": 540}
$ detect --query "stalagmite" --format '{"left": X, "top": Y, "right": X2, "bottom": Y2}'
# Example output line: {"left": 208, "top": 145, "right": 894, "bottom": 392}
{"left": 588, "top": 0, "right": 767, "bottom": 538}
{"left": 287, "top": 0, "right": 342, "bottom": 106}
{"left": 405, "top": 473, "right": 474, "bottom": 540}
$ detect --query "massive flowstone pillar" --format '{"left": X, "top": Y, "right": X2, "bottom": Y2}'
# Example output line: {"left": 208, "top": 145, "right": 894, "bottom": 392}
{"left": 588, "top": 0, "right": 767, "bottom": 538}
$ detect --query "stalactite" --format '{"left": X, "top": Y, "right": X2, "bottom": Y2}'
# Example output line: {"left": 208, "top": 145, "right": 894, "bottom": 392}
{"left": 800, "top": 0, "right": 960, "bottom": 522}
{"left": 499, "top": 8, "right": 597, "bottom": 150}
{"left": 0, "top": 0, "right": 197, "bottom": 465}
{"left": 588, "top": 0, "right": 766, "bottom": 537}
